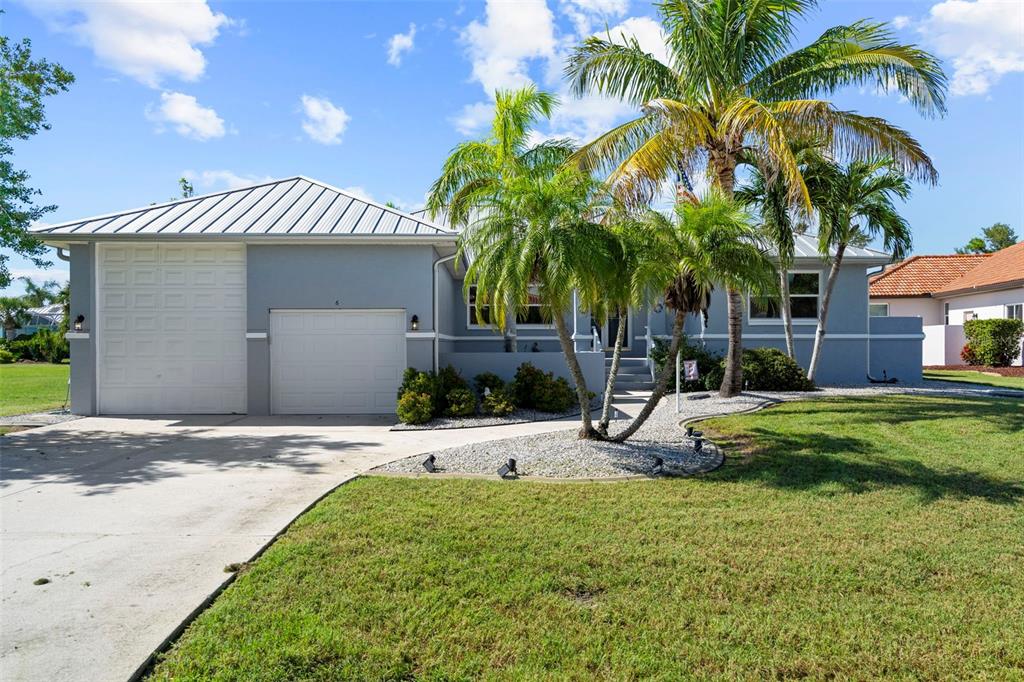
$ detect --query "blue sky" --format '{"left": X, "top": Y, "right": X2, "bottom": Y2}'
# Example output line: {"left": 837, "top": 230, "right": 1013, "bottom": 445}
{"left": 4, "top": 0, "right": 1023, "bottom": 294}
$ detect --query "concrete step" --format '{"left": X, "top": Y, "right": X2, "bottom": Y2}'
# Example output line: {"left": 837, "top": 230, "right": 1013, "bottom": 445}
{"left": 613, "top": 378, "right": 655, "bottom": 391}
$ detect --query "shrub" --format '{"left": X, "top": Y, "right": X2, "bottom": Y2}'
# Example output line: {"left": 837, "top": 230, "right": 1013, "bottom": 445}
{"left": 960, "top": 343, "right": 979, "bottom": 366}
{"left": 8, "top": 338, "right": 33, "bottom": 361}
{"left": 0, "top": 349, "right": 14, "bottom": 364}
{"left": 481, "top": 387, "right": 517, "bottom": 416}
{"left": 650, "top": 337, "right": 722, "bottom": 393}
{"left": 399, "top": 367, "right": 438, "bottom": 400}
{"left": 964, "top": 318, "right": 1024, "bottom": 367}
{"left": 32, "top": 329, "right": 69, "bottom": 364}
{"left": 737, "top": 347, "right": 814, "bottom": 391}
{"left": 444, "top": 387, "right": 476, "bottom": 417}
{"left": 397, "top": 392, "right": 434, "bottom": 425}
{"left": 534, "top": 375, "right": 575, "bottom": 413}
{"left": 473, "top": 372, "right": 505, "bottom": 398}
{"left": 511, "top": 363, "right": 547, "bottom": 408}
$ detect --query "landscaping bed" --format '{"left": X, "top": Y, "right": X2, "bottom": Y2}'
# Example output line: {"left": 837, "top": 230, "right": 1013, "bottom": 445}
{"left": 150, "top": 394, "right": 1024, "bottom": 680}
{"left": 391, "top": 398, "right": 599, "bottom": 431}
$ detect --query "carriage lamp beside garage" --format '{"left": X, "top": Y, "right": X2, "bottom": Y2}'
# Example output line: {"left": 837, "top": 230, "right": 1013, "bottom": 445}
{"left": 410, "top": 314, "right": 419, "bottom": 331}
{"left": 73, "top": 315, "right": 85, "bottom": 332}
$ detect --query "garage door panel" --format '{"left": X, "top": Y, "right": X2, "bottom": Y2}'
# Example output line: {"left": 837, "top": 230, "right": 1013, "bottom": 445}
{"left": 270, "top": 310, "right": 405, "bottom": 414}
{"left": 98, "top": 243, "right": 246, "bottom": 414}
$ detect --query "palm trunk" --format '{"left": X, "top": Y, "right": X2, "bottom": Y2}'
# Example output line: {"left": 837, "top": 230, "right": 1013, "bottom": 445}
{"left": 598, "top": 306, "right": 628, "bottom": 435}
{"left": 807, "top": 244, "right": 846, "bottom": 382}
{"left": 780, "top": 268, "right": 795, "bottom": 359}
{"left": 719, "top": 289, "right": 744, "bottom": 397}
{"left": 610, "top": 309, "right": 685, "bottom": 443}
{"left": 552, "top": 313, "right": 600, "bottom": 439}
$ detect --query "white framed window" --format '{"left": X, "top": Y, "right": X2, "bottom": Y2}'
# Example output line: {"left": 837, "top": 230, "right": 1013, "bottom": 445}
{"left": 466, "top": 285, "right": 492, "bottom": 328}
{"left": 515, "top": 284, "right": 551, "bottom": 327}
{"left": 944, "top": 302, "right": 949, "bottom": 325}
{"left": 749, "top": 271, "right": 820, "bottom": 324}
{"left": 1006, "top": 304, "right": 1023, "bottom": 321}
{"left": 869, "top": 303, "right": 889, "bottom": 317}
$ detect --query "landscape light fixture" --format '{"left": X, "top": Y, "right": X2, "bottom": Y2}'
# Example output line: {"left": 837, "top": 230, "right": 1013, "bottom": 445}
{"left": 693, "top": 437, "right": 703, "bottom": 454}
{"left": 73, "top": 315, "right": 85, "bottom": 332}
{"left": 685, "top": 425, "right": 693, "bottom": 437}
{"left": 497, "top": 458, "right": 517, "bottom": 479}
{"left": 410, "top": 314, "right": 419, "bottom": 331}
{"left": 422, "top": 454, "right": 436, "bottom": 473}
{"left": 652, "top": 456, "right": 664, "bottom": 476}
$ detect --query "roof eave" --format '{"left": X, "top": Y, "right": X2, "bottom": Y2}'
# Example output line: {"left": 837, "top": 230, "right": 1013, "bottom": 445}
{"left": 933, "top": 278, "right": 1024, "bottom": 298}
{"left": 35, "top": 233, "right": 459, "bottom": 247}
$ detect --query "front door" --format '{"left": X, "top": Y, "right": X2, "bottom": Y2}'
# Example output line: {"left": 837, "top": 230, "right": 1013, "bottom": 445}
{"left": 590, "top": 309, "right": 630, "bottom": 352}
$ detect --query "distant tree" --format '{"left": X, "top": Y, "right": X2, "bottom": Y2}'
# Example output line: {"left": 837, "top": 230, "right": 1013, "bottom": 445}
{"left": 18, "top": 276, "right": 59, "bottom": 306}
{"left": 956, "top": 222, "right": 1018, "bottom": 254}
{"left": 1, "top": 295, "right": 29, "bottom": 340}
{"left": 0, "top": 18, "right": 75, "bottom": 288}
{"left": 179, "top": 177, "right": 195, "bottom": 198}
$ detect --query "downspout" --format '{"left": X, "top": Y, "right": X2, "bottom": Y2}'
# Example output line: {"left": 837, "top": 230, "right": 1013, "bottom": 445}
{"left": 57, "top": 248, "right": 71, "bottom": 262}
{"left": 433, "top": 253, "right": 457, "bottom": 373}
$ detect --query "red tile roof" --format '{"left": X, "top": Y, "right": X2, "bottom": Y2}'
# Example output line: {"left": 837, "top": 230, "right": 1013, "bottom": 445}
{"left": 869, "top": 254, "right": 990, "bottom": 298}
{"left": 933, "top": 241, "right": 1024, "bottom": 296}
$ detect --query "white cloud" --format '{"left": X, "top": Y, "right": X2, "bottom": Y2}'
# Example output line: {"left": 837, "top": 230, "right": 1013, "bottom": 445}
{"left": 146, "top": 91, "right": 226, "bottom": 140}
{"left": 461, "top": 0, "right": 557, "bottom": 94}
{"left": 452, "top": 101, "right": 495, "bottom": 135}
{"left": 387, "top": 23, "right": 417, "bottom": 66}
{"left": 182, "top": 170, "right": 274, "bottom": 190}
{"left": 25, "top": 0, "right": 231, "bottom": 88}
{"left": 560, "top": 0, "right": 630, "bottom": 37}
{"left": 601, "top": 16, "right": 670, "bottom": 65}
{"left": 340, "top": 186, "right": 375, "bottom": 202}
{"left": 918, "top": 0, "right": 1024, "bottom": 96}
{"left": 892, "top": 15, "right": 912, "bottom": 29}
{"left": 299, "top": 95, "right": 350, "bottom": 145}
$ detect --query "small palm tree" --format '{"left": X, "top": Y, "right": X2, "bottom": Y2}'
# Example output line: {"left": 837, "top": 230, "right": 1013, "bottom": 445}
{"left": 1, "top": 296, "right": 29, "bottom": 340}
{"left": 566, "top": 0, "right": 946, "bottom": 396}
{"left": 460, "top": 168, "right": 615, "bottom": 438}
{"left": 804, "top": 157, "right": 912, "bottom": 381}
{"left": 610, "top": 188, "right": 777, "bottom": 442}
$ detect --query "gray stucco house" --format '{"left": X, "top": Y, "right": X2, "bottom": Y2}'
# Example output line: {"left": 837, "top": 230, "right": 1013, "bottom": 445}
{"left": 33, "top": 176, "right": 922, "bottom": 416}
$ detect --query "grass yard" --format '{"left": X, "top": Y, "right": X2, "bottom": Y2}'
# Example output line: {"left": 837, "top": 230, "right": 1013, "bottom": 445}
{"left": 150, "top": 395, "right": 1024, "bottom": 680}
{"left": 0, "top": 363, "right": 69, "bottom": 416}
{"left": 924, "top": 368, "right": 1024, "bottom": 390}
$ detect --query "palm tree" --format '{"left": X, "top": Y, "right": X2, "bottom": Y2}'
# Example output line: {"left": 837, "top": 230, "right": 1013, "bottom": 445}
{"left": 18, "top": 276, "right": 59, "bottom": 307}
{"left": 565, "top": 0, "right": 946, "bottom": 396}
{"left": 460, "top": 167, "right": 614, "bottom": 438}
{"left": 610, "top": 188, "right": 777, "bottom": 442}
{"left": 804, "top": 157, "right": 912, "bottom": 381}
{"left": 1, "top": 296, "right": 29, "bottom": 340}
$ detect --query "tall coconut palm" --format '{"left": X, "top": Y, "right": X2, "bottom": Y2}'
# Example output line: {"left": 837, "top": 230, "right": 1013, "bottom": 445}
{"left": 610, "top": 188, "right": 777, "bottom": 442}
{"left": 460, "top": 167, "right": 614, "bottom": 439}
{"left": 566, "top": 0, "right": 946, "bottom": 396}
{"left": 804, "top": 157, "right": 912, "bottom": 381}
{"left": 18, "top": 276, "right": 59, "bottom": 307}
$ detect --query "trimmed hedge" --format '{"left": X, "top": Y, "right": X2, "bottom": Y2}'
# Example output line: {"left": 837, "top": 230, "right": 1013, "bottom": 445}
{"left": 650, "top": 337, "right": 722, "bottom": 392}
{"left": 4, "top": 329, "right": 69, "bottom": 364}
{"left": 964, "top": 318, "right": 1024, "bottom": 367}
{"left": 737, "top": 347, "right": 814, "bottom": 391}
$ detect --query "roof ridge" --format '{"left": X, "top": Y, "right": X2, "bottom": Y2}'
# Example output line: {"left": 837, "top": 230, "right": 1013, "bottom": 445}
{"left": 296, "top": 176, "right": 454, "bottom": 235}
{"left": 869, "top": 255, "right": 919, "bottom": 282}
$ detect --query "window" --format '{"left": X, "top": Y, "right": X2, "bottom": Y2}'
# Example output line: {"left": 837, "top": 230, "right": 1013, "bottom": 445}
{"left": 963, "top": 310, "right": 977, "bottom": 322}
{"left": 869, "top": 303, "right": 889, "bottom": 317}
{"left": 516, "top": 285, "right": 549, "bottom": 326}
{"left": 944, "top": 302, "right": 949, "bottom": 325}
{"left": 1007, "top": 304, "right": 1023, "bottom": 321}
{"left": 750, "top": 272, "right": 819, "bottom": 322}
{"left": 466, "top": 286, "right": 491, "bottom": 327}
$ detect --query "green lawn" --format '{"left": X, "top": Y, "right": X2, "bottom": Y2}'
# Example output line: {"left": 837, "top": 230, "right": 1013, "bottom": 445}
{"left": 924, "top": 368, "right": 1024, "bottom": 390}
{"left": 0, "top": 363, "right": 70, "bottom": 416}
{"left": 150, "top": 395, "right": 1024, "bottom": 680}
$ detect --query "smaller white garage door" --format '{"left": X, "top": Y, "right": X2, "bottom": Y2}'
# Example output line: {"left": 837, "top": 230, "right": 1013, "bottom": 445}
{"left": 270, "top": 310, "right": 406, "bottom": 414}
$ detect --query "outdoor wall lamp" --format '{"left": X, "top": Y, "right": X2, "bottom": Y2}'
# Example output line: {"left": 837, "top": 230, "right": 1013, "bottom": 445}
{"left": 410, "top": 314, "right": 419, "bottom": 331}
{"left": 73, "top": 314, "right": 85, "bottom": 332}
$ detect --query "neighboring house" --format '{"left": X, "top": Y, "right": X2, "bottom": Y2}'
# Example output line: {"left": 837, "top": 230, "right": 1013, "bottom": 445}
{"left": 870, "top": 242, "right": 1024, "bottom": 366}
{"left": 15, "top": 303, "right": 65, "bottom": 336}
{"left": 32, "top": 176, "right": 922, "bottom": 417}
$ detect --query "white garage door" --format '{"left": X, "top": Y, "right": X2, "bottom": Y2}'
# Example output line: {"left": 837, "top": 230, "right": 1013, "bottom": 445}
{"left": 270, "top": 310, "right": 406, "bottom": 414}
{"left": 97, "top": 243, "right": 247, "bottom": 414}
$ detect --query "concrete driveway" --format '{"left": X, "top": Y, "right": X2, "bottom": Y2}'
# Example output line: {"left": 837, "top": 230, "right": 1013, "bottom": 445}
{"left": 0, "top": 414, "right": 583, "bottom": 682}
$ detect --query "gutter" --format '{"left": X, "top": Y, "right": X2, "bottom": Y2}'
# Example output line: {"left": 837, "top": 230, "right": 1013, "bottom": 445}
{"left": 432, "top": 253, "right": 457, "bottom": 372}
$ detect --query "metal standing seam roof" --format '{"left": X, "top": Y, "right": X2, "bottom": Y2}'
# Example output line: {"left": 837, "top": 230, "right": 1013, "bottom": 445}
{"left": 30, "top": 176, "right": 457, "bottom": 239}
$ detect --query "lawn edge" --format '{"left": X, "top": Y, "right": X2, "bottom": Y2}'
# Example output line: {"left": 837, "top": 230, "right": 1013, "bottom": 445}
{"left": 129, "top": 474, "right": 364, "bottom": 681}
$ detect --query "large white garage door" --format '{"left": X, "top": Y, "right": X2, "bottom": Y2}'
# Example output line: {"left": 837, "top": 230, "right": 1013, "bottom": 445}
{"left": 97, "top": 244, "right": 247, "bottom": 414}
{"left": 270, "top": 310, "right": 406, "bottom": 414}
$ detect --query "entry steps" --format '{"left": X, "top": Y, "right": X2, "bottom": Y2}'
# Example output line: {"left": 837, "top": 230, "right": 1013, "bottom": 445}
{"left": 605, "top": 356, "right": 655, "bottom": 392}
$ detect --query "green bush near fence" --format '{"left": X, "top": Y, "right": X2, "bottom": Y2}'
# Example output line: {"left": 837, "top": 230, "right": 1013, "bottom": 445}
{"left": 963, "top": 319, "right": 1024, "bottom": 367}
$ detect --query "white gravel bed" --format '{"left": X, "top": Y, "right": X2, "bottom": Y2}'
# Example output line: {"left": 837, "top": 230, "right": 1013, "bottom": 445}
{"left": 0, "top": 410, "right": 83, "bottom": 428}
{"left": 375, "top": 382, "right": 1020, "bottom": 479}
{"left": 390, "top": 399, "right": 600, "bottom": 431}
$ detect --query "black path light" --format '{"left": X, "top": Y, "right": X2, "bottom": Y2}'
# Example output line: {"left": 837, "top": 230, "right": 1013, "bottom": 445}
{"left": 651, "top": 456, "right": 664, "bottom": 476}
{"left": 422, "top": 454, "right": 436, "bottom": 473}
{"left": 497, "top": 458, "right": 517, "bottom": 479}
